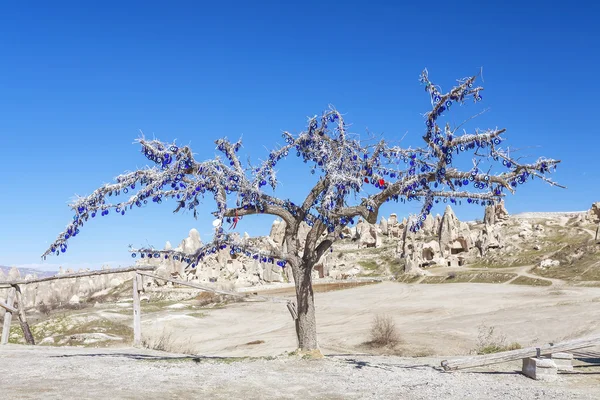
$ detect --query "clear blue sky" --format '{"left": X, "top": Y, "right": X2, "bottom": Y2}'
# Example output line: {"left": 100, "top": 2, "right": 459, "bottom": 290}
{"left": 1, "top": 1, "right": 598, "bottom": 271}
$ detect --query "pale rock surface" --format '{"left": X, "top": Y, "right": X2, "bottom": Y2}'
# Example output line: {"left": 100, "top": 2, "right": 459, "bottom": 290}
{"left": 8, "top": 267, "right": 21, "bottom": 281}
{"left": 588, "top": 202, "right": 600, "bottom": 223}
{"left": 439, "top": 206, "right": 472, "bottom": 257}
{"left": 422, "top": 214, "right": 435, "bottom": 235}
{"left": 379, "top": 216, "right": 388, "bottom": 235}
{"left": 356, "top": 219, "right": 381, "bottom": 248}
{"left": 269, "top": 219, "right": 286, "bottom": 245}
{"left": 539, "top": 259, "right": 560, "bottom": 268}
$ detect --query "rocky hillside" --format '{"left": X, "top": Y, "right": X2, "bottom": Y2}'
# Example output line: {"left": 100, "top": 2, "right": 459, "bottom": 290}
{"left": 134, "top": 201, "right": 600, "bottom": 288}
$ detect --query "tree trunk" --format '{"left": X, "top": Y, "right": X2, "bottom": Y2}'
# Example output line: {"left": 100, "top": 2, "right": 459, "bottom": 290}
{"left": 292, "top": 264, "right": 318, "bottom": 351}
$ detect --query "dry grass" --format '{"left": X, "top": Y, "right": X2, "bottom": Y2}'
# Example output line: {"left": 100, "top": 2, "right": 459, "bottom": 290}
{"left": 141, "top": 328, "right": 196, "bottom": 354}
{"left": 532, "top": 241, "right": 600, "bottom": 281}
{"left": 510, "top": 276, "right": 552, "bottom": 286}
{"left": 422, "top": 272, "right": 517, "bottom": 284}
{"left": 472, "top": 324, "right": 522, "bottom": 355}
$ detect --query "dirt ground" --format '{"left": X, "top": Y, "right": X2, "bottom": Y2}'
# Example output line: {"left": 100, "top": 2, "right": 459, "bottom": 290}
{"left": 2, "top": 281, "right": 600, "bottom": 399}
{"left": 1, "top": 345, "right": 599, "bottom": 399}
{"left": 140, "top": 282, "right": 600, "bottom": 357}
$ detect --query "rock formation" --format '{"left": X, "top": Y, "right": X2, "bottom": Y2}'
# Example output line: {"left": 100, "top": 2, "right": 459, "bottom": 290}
{"left": 379, "top": 216, "right": 388, "bottom": 235}
{"left": 8, "top": 267, "right": 20, "bottom": 281}
{"left": 484, "top": 200, "right": 510, "bottom": 225}
{"left": 387, "top": 213, "right": 403, "bottom": 238}
{"left": 356, "top": 219, "right": 381, "bottom": 248}
{"left": 588, "top": 202, "right": 600, "bottom": 223}
{"left": 438, "top": 206, "right": 472, "bottom": 257}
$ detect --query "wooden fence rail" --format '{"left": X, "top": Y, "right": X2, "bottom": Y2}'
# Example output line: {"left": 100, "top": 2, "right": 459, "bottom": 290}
{"left": 441, "top": 334, "right": 600, "bottom": 371}
{"left": 0, "top": 265, "right": 155, "bottom": 346}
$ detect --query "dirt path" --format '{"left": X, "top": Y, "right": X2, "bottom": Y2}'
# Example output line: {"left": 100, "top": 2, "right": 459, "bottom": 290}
{"left": 0, "top": 345, "right": 598, "bottom": 400}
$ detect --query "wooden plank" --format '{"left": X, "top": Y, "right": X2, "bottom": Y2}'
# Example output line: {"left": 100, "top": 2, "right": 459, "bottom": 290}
{"left": 1, "top": 265, "right": 156, "bottom": 285}
{"left": 137, "top": 271, "right": 290, "bottom": 304}
{"left": 132, "top": 273, "right": 141, "bottom": 347}
{"left": 441, "top": 335, "right": 600, "bottom": 371}
{"left": 1, "top": 288, "right": 15, "bottom": 345}
{"left": 13, "top": 285, "right": 35, "bottom": 345}
{"left": 136, "top": 274, "right": 144, "bottom": 293}
{"left": 0, "top": 300, "right": 18, "bottom": 314}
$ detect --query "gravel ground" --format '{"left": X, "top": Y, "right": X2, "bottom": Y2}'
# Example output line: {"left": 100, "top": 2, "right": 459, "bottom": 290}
{"left": 1, "top": 345, "right": 598, "bottom": 399}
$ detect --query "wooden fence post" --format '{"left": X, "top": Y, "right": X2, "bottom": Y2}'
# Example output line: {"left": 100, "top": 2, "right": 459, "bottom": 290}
{"left": 133, "top": 272, "right": 141, "bottom": 347}
{"left": 1, "top": 287, "right": 16, "bottom": 345}
{"left": 13, "top": 285, "right": 35, "bottom": 345}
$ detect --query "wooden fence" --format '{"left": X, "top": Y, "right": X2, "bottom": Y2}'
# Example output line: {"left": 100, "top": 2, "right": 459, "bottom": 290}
{"left": 1, "top": 265, "right": 296, "bottom": 347}
{"left": 0, "top": 266, "right": 155, "bottom": 345}
{"left": 441, "top": 335, "right": 600, "bottom": 371}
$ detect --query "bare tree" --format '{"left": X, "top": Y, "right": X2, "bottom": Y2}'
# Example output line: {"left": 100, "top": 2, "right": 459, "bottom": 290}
{"left": 43, "top": 69, "right": 561, "bottom": 351}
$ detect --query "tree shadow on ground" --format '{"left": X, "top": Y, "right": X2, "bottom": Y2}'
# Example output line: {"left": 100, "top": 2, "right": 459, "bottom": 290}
{"left": 49, "top": 352, "right": 250, "bottom": 363}
{"left": 339, "top": 358, "right": 432, "bottom": 372}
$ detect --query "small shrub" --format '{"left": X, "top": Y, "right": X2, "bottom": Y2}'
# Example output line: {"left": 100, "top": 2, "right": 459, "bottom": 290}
{"left": 37, "top": 303, "right": 52, "bottom": 316}
{"left": 473, "top": 324, "right": 521, "bottom": 355}
{"left": 368, "top": 314, "right": 400, "bottom": 347}
{"left": 141, "top": 329, "right": 196, "bottom": 355}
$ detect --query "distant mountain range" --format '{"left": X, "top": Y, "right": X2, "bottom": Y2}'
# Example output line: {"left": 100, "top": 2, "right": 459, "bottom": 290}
{"left": 0, "top": 266, "right": 57, "bottom": 279}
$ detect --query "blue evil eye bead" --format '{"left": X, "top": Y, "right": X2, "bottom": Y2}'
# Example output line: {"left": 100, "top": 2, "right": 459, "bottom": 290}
{"left": 493, "top": 138, "right": 501, "bottom": 145}
{"left": 463, "top": 179, "right": 469, "bottom": 185}
{"left": 154, "top": 253, "right": 160, "bottom": 258}
{"left": 131, "top": 253, "right": 137, "bottom": 258}
{"left": 141, "top": 253, "right": 145, "bottom": 258}
{"left": 445, "top": 100, "right": 452, "bottom": 108}
{"left": 433, "top": 95, "right": 441, "bottom": 103}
